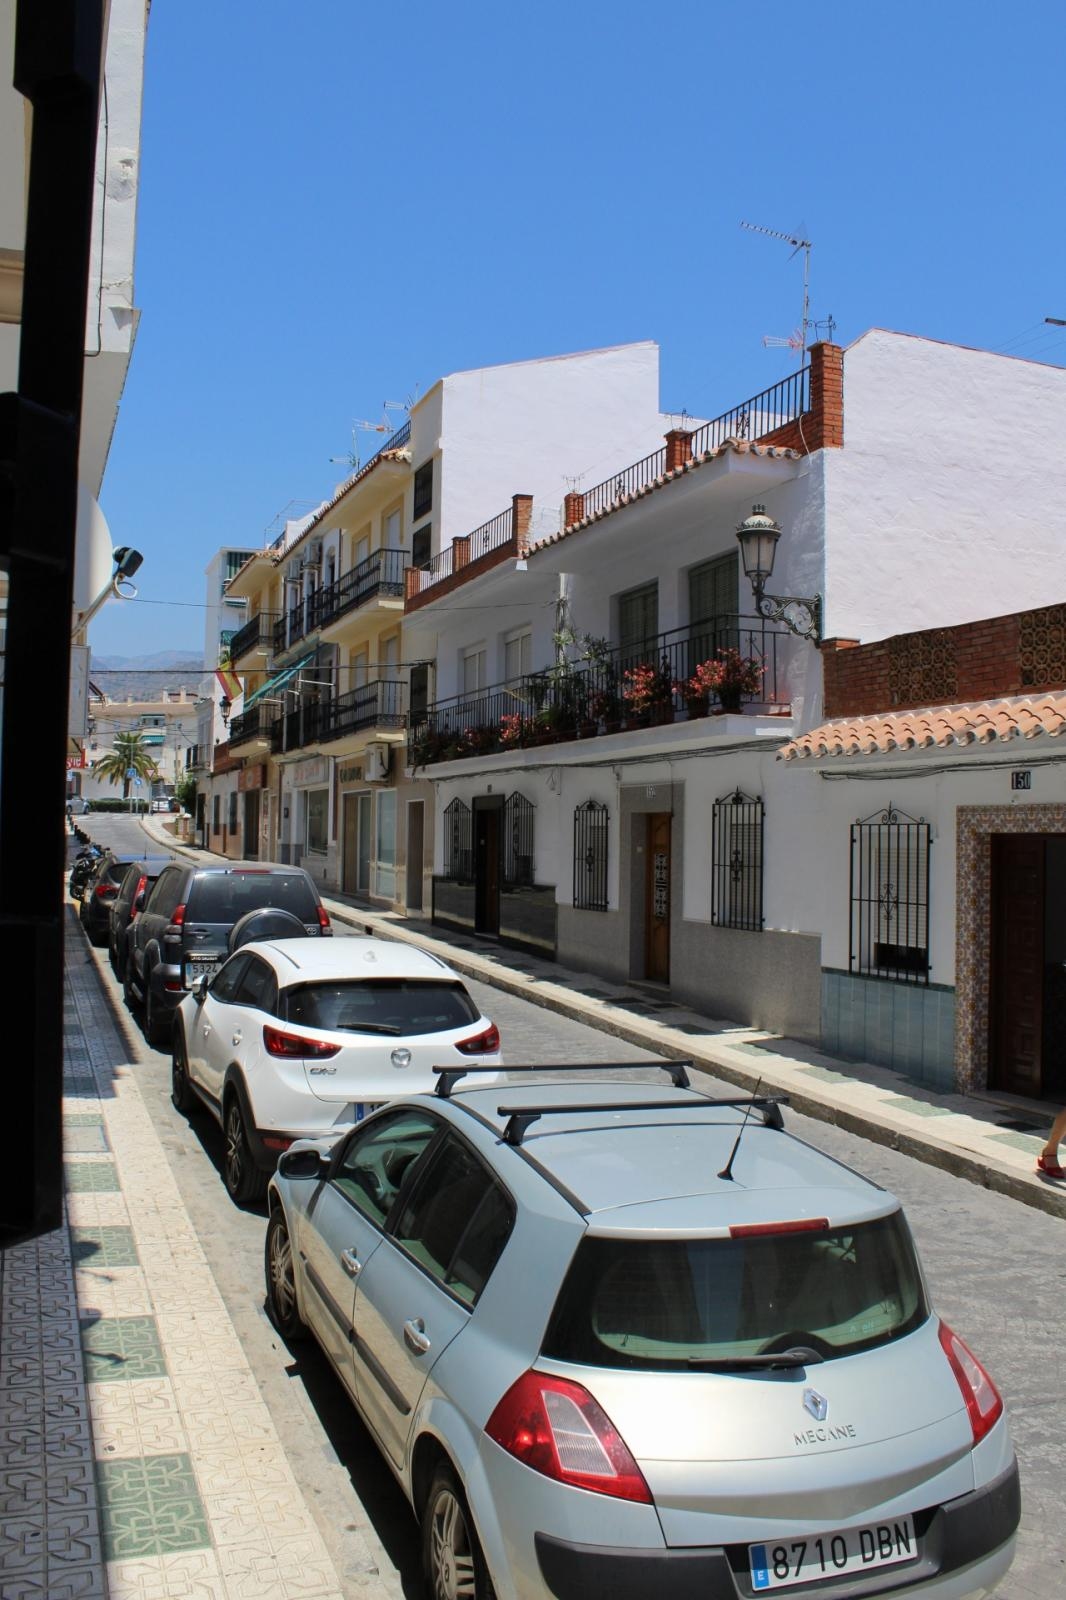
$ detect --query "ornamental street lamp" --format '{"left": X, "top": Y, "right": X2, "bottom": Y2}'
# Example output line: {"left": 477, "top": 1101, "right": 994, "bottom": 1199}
{"left": 735, "top": 505, "right": 822, "bottom": 641}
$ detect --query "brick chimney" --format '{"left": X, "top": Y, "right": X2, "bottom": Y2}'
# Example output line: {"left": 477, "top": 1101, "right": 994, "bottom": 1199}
{"left": 664, "top": 428, "right": 694, "bottom": 473}
{"left": 563, "top": 490, "right": 585, "bottom": 527}
{"left": 511, "top": 493, "right": 533, "bottom": 557}
{"left": 806, "top": 342, "right": 844, "bottom": 450}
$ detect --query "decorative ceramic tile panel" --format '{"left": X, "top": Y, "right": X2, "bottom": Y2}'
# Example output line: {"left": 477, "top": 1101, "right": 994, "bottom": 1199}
{"left": 80, "top": 1318, "right": 167, "bottom": 1385}
{"left": 95, "top": 1453, "right": 210, "bottom": 1561}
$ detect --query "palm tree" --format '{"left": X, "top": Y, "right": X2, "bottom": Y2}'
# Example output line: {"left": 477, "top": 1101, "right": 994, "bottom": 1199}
{"left": 92, "top": 732, "right": 158, "bottom": 800}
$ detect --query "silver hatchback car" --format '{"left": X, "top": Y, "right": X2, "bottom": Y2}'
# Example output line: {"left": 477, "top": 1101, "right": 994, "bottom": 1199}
{"left": 265, "top": 1065, "right": 1018, "bottom": 1600}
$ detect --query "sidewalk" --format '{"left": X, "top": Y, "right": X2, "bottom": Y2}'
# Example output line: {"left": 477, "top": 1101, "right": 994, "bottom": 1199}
{"left": 0, "top": 888, "right": 358, "bottom": 1598}
{"left": 146, "top": 815, "right": 1066, "bottom": 1223}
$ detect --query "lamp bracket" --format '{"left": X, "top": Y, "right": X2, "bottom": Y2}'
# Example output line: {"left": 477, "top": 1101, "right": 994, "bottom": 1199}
{"left": 754, "top": 587, "right": 822, "bottom": 641}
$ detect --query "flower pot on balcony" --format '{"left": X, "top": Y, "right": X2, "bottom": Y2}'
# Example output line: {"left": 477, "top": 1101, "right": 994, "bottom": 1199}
{"left": 717, "top": 687, "right": 743, "bottom": 714}
{"left": 684, "top": 694, "right": 710, "bottom": 719}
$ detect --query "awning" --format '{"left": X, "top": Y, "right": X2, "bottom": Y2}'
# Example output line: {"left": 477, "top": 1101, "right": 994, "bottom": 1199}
{"left": 242, "top": 653, "right": 313, "bottom": 710}
{"left": 778, "top": 693, "right": 1066, "bottom": 761}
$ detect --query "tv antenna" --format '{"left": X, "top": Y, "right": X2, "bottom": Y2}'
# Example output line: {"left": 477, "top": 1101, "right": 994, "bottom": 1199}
{"left": 741, "top": 220, "right": 818, "bottom": 362}
{"left": 329, "top": 401, "right": 408, "bottom": 469}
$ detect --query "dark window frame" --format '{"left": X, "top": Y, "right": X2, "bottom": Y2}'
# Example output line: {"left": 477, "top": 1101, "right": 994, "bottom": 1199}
{"left": 573, "top": 799, "right": 609, "bottom": 911}
{"left": 413, "top": 460, "right": 434, "bottom": 522}
{"left": 711, "top": 789, "right": 764, "bottom": 931}
{"left": 849, "top": 806, "right": 932, "bottom": 985}
{"left": 411, "top": 523, "right": 432, "bottom": 569}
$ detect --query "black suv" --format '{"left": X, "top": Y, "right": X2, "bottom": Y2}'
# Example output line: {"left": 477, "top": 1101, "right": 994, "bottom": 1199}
{"left": 125, "top": 861, "right": 332, "bottom": 1045}
{"left": 108, "top": 855, "right": 173, "bottom": 980}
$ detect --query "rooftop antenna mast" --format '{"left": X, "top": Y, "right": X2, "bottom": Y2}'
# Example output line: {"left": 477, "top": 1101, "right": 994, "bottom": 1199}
{"left": 741, "top": 220, "right": 813, "bottom": 362}
{"left": 330, "top": 402, "right": 408, "bottom": 470}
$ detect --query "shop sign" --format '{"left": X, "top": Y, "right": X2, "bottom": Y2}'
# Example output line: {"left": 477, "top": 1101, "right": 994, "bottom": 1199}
{"left": 291, "top": 756, "right": 329, "bottom": 787}
{"left": 238, "top": 763, "right": 266, "bottom": 792}
{"left": 66, "top": 750, "right": 88, "bottom": 770}
{"left": 337, "top": 762, "right": 363, "bottom": 786}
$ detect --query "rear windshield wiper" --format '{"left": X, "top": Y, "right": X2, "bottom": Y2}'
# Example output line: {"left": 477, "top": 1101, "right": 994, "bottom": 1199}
{"left": 332, "top": 1022, "right": 402, "bottom": 1035}
{"left": 685, "top": 1346, "right": 825, "bottom": 1371}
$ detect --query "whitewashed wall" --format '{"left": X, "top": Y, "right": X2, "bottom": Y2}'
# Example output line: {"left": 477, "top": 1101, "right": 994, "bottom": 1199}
{"left": 826, "top": 330, "right": 1066, "bottom": 643}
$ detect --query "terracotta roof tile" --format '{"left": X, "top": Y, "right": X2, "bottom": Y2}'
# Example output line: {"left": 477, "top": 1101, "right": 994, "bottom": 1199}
{"left": 778, "top": 694, "right": 1066, "bottom": 761}
{"left": 529, "top": 438, "right": 800, "bottom": 553}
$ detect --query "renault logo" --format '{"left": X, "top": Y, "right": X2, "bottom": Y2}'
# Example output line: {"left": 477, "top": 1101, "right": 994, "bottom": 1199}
{"left": 390, "top": 1048, "right": 412, "bottom": 1070}
{"left": 803, "top": 1387, "right": 828, "bottom": 1422}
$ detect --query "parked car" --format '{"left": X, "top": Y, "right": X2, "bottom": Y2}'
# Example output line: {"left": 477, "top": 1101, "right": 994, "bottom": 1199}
{"left": 66, "top": 795, "right": 91, "bottom": 816}
{"left": 172, "top": 936, "right": 501, "bottom": 1204}
{"left": 266, "top": 1066, "right": 1019, "bottom": 1600}
{"left": 125, "top": 860, "right": 332, "bottom": 1047}
{"left": 79, "top": 854, "right": 140, "bottom": 945}
{"left": 107, "top": 855, "right": 173, "bottom": 979}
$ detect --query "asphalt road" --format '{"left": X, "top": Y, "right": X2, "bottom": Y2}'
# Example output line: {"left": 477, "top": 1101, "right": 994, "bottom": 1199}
{"left": 73, "top": 815, "right": 1066, "bottom": 1596}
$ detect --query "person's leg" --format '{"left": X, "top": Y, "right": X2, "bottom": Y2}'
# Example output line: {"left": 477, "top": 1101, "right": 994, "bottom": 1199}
{"left": 1041, "top": 1106, "right": 1066, "bottom": 1158}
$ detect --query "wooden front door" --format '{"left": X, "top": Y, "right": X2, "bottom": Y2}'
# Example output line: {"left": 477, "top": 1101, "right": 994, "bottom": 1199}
{"left": 474, "top": 804, "right": 501, "bottom": 936}
{"left": 644, "top": 813, "right": 671, "bottom": 983}
{"left": 989, "top": 834, "right": 1044, "bottom": 1096}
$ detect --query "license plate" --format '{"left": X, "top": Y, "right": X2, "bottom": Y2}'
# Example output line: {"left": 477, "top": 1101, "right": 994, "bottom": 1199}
{"left": 186, "top": 959, "right": 221, "bottom": 984}
{"left": 749, "top": 1515, "right": 917, "bottom": 1590}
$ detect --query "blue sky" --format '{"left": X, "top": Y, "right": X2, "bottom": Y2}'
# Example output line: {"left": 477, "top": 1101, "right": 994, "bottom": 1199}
{"left": 95, "top": 0, "right": 1066, "bottom": 657}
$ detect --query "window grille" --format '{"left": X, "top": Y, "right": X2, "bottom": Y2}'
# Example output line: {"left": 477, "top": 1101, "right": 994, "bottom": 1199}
{"left": 711, "top": 789, "right": 764, "bottom": 930}
{"left": 503, "top": 792, "right": 535, "bottom": 887}
{"left": 573, "top": 800, "right": 609, "bottom": 911}
{"left": 442, "top": 798, "right": 473, "bottom": 882}
{"left": 412, "top": 524, "right": 431, "bottom": 568}
{"left": 849, "top": 806, "right": 931, "bottom": 983}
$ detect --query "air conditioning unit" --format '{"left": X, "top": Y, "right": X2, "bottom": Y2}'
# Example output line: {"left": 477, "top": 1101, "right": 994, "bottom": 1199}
{"left": 306, "top": 539, "right": 324, "bottom": 566}
{"left": 364, "top": 742, "right": 391, "bottom": 783}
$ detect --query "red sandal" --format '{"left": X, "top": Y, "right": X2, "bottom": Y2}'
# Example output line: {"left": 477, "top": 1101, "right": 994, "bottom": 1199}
{"left": 1036, "top": 1153, "right": 1066, "bottom": 1180}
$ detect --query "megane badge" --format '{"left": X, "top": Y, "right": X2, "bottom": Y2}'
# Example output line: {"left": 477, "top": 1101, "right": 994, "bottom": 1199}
{"left": 390, "top": 1048, "right": 412, "bottom": 1069}
{"left": 803, "top": 1387, "right": 828, "bottom": 1422}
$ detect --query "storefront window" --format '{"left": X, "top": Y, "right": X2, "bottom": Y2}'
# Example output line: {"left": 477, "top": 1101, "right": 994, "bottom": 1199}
{"left": 375, "top": 790, "right": 396, "bottom": 898}
{"left": 306, "top": 788, "right": 329, "bottom": 855}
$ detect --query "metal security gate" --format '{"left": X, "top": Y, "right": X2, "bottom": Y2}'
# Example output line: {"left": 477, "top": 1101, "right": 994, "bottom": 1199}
{"left": 711, "top": 790, "right": 764, "bottom": 930}
{"left": 503, "top": 793, "right": 534, "bottom": 887}
{"left": 573, "top": 800, "right": 609, "bottom": 910}
{"left": 849, "top": 807, "right": 931, "bottom": 982}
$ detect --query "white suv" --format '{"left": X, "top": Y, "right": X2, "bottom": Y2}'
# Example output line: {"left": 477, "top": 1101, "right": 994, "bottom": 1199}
{"left": 171, "top": 936, "right": 502, "bottom": 1203}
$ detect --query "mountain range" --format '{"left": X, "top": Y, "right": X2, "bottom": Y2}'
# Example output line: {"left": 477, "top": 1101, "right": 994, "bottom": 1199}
{"left": 90, "top": 650, "right": 205, "bottom": 702}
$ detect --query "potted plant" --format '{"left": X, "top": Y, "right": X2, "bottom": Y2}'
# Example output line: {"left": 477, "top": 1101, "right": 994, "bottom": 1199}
{"left": 681, "top": 649, "right": 764, "bottom": 714}
{"left": 499, "top": 712, "right": 531, "bottom": 748}
{"left": 622, "top": 659, "right": 674, "bottom": 726}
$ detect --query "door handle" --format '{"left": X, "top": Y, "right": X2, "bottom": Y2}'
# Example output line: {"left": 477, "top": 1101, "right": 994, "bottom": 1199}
{"left": 202, "top": 1026, "right": 211, "bottom": 1039}
{"left": 403, "top": 1317, "right": 431, "bottom": 1355}
{"left": 231, "top": 1032, "right": 242, "bottom": 1046}
{"left": 339, "top": 1249, "right": 362, "bottom": 1278}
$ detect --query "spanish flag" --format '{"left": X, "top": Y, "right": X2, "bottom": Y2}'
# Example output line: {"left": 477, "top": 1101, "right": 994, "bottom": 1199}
{"left": 216, "top": 661, "right": 242, "bottom": 700}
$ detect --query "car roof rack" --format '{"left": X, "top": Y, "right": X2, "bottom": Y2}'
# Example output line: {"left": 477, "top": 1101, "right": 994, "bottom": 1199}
{"left": 432, "top": 1059, "right": 692, "bottom": 1100}
{"left": 496, "top": 1093, "right": 788, "bottom": 1147}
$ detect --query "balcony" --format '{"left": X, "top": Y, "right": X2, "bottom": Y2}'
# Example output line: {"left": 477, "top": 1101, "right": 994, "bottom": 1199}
{"left": 229, "top": 612, "right": 279, "bottom": 666}
{"left": 310, "top": 549, "right": 406, "bottom": 633}
{"left": 405, "top": 496, "right": 532, "bottom": 613}
{"left": 271, "top": 679, "right": 406, "bottom": 754}
{"left": 274, "top": 596, "right": 313, "bottom": 656}
{"left": 227, "top": 705, "right": 276, "bottom": 751}
{"left": 408, "top": 616, "right": 790, "bottom": 767}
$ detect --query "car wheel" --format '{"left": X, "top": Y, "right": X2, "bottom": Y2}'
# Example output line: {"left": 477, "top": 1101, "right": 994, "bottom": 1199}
{"left": 123, "top": 956, "right": 141, "bottom": 1010}
{"left": 171, "top": 1028, "right": 197, "bottom": 1115}
{"left": 264, "top": 1208, "right": 306, "bottom": 1340}
{"left": 223, "top": 1094, "right": 267, "bottom": 1206}
{"left": 144, "top": 980, "right": 170, "bottom": 1049}
{"left": 421, "top": 1463, "right": 496, "bottom": 1600}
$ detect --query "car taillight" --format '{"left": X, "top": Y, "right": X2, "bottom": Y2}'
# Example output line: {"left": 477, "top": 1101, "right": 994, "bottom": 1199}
{"left": 94, "top": 883, "right": 117, "bottom": 899}
{"left": 730, "top": 1218, "right": 829, "bottom": 1237}
{"left": 486, "top": 1371, "right": 651, "bottom": 1503}
{"left": 263, "top": 1025, "right": 340, "bottom": 1060}
{"left": 131, "top": 875, "right": 148, "bottom": 918}
{"left": 171, "top": 903, "right": 186, "bottom": 928}
{"left": 455, "top": 1021, "right": 500, "bottom": 1056}
{"left": 316, "top": 905, "right": 331, "bottom": 933}
{"left": 938, "top": 1320, "right": 1003, "bottom": 1444}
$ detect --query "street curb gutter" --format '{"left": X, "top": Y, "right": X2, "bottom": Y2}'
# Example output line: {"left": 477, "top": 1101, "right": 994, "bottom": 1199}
{"left": 323, "top": 903, "right": 1066, "bottom": 1225}
{"left": 131, "top": 824, "right": 1066, "bottom": 1225}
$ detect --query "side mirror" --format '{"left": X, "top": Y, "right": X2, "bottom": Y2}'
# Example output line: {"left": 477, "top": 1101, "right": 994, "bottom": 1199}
{"left": 277, "top": 1147, "right": 328, "bottom": 1181}
{"left": 194, "top": 975, "right": 209, "bottom": 1003}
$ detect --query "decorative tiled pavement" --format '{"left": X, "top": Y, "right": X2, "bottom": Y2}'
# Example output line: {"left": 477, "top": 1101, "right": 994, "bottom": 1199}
{"left": 0, "top": 917, "right": 347, "bottom": 1600}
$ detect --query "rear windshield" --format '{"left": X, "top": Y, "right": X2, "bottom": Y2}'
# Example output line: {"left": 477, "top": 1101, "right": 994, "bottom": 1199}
{"left": 543, "top": 1214, "right": 928, "bottom": 1369}
{"left": 187, "top": 872, "right": 319, "bottom": 924}
{"left": 281, "top": 979, "right": 479, "bottom": 1036}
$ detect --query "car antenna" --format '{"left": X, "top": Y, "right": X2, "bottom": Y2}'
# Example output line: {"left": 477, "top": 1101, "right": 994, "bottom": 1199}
{"left": 718, "top": 1077, "right": 763, "bottom": 1182}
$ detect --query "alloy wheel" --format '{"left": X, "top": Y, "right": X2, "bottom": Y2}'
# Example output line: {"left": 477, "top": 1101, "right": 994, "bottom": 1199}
{"left": 427, "top": 1484, "right": 477, "bottom": 1600}
{"left": 224, "top": 1100, "right": 245, "bottom": 1196}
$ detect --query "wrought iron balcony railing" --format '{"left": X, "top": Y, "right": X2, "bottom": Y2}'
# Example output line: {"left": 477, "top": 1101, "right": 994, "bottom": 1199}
{"left": 228, "top": 612, "right": 278, "bottom": 664}
{"left": 227, "top": 705, "right": 275, "bottom": 749}
{"left": 408, "top": 615, "right": 790, "bottom": 766}
{"left": 309, "top": 549, "right": 406, "bottom": 632}
{"left": 270, "top": 679, "right": 406, "bottom": 754}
